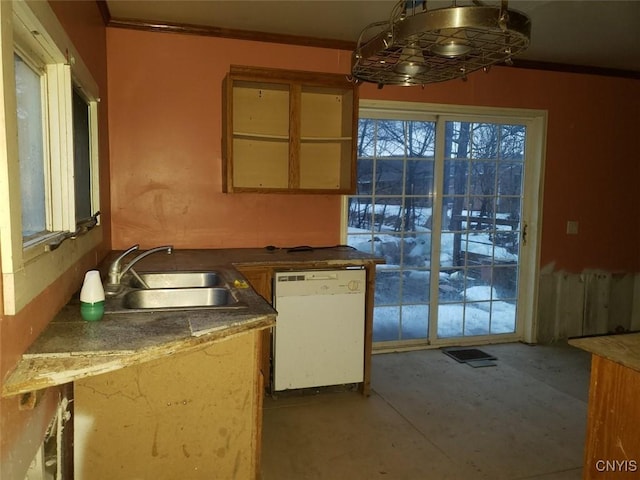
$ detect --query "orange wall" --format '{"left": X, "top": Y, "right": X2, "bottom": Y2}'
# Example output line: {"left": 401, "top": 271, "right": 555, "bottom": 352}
{"left": 107, "top": 30, "right": 350, "bottom": 250}
{"left": 361, "top": 69, "right": 640, "bottom": 273}
{"left": 107, "top": 28, "right": 640, "bottom": 273}
{"left": 0, "top": 3, "right": 110, "bottom": 478}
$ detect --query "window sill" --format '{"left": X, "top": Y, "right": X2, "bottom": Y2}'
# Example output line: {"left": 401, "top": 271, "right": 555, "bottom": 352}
{"left": 2, "top": 226, "right": 103, "bottom": 315}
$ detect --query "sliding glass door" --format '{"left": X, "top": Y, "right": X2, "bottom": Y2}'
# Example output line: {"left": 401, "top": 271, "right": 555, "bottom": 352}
{"left": 346, "top": 101, "right": 545, "bottom": 348}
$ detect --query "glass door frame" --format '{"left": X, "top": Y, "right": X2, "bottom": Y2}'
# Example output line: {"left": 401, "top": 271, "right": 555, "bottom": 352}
{"left": 342, "top": 100, "right": 547, "bottom": 348}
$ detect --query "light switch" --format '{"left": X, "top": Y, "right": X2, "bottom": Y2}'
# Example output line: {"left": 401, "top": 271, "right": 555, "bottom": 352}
{"left": 566, "top": 220, "right": 579, "bottom": 235}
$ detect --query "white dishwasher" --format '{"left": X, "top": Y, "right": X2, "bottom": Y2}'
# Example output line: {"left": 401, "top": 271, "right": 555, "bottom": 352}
{"left": 272, "top": 268, "right": 366, "bottom": 391}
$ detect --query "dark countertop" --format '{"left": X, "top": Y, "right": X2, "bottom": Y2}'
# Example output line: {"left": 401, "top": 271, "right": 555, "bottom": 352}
{"left": 2, "top": 247, "right": 382, "bottom": 397}
{"left": 131, "top": 246, "right": 385, "bottom": 269}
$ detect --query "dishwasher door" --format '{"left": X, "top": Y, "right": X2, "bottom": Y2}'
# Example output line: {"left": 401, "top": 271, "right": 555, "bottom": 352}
{"left": 273, "top": 269, "right": 366, "bottom": 391}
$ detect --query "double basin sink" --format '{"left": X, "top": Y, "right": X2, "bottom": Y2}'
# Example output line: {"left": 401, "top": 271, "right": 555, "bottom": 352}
{"left": 105, "top": 270, "right": 246, "bottom": 314}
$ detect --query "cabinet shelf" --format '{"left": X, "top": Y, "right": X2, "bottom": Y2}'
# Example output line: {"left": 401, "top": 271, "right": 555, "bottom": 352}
{"left": 233, "top": 132, "right": 290, "bottom": 141}
{"left": 232, "top": 132, "right": 352, "bottom": 142}
{"left": 301, "top": 136, "right": 353, "bottom": 142}
{"left": 222, "top": 66, "right": 359, "bottom": 194}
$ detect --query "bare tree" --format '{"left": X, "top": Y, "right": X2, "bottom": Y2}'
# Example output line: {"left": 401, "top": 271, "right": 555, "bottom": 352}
{"left": 446, "top": 121, "right": 471, "bottom": 267}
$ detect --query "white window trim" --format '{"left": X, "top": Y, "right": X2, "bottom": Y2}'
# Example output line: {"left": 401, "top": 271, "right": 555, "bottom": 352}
{"left": 0, "top": 0, "right": 102, "bottom": 314}
{"left": 341, "top": 99, "right": 547, "bottom": 344}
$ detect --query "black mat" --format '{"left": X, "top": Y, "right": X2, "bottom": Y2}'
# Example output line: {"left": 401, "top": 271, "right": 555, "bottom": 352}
{"left": 443, "top": 348, "right": 497, "bottom": 365}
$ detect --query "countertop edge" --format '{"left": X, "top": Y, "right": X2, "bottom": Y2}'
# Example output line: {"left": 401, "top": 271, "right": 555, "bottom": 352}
{"left": 569, "top": 332, "right": 640, "bottom": 373}
{"left": 2, "top": 315, "right": 275, "bottom": 397}
{"left": 232, "top": 257, "right": 385, "bottom": 268}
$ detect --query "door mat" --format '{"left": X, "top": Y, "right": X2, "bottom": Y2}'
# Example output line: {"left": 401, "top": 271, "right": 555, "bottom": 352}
{"left": 443, "top": 348, "right": 497, "bottom": 367}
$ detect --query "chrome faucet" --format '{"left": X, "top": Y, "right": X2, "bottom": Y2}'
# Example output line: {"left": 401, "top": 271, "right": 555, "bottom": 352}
{"left": 106, "top": 244, "right": 173, "bottom": 289}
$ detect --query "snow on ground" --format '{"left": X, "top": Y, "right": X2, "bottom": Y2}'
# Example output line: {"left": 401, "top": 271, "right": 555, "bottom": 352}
{"left": 348, "top": 204, "right": 518, "bottom": 341}
{"left": 373, "top": 301, "right": 516, "bottom": 341}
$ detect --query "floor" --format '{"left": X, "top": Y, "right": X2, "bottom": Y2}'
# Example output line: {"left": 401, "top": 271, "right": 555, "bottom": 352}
{"left": 261, "top": 342, "right": 591, "bottom": 480}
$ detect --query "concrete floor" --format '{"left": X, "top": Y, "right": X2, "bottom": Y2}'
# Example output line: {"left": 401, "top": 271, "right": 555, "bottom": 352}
{"left": 261, "top": 342, "right": 591, "bottom": 480}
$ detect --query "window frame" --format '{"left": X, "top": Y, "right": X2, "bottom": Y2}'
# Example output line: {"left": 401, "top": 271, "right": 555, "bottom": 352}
{"left": 0, "top": 0, "right": 102, "bottom": 314}
{"left": 73, "top": 86, "right": 96, "bottom": 226}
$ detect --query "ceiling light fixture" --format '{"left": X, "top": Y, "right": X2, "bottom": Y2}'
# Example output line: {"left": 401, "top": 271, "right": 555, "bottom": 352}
{"left": 351, "top": 0, "right": 531, "bottom": 87}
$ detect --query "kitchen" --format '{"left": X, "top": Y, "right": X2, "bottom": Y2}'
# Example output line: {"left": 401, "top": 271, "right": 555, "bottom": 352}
{"left": 1, "top": 1, "right": 639, "bottom": 479}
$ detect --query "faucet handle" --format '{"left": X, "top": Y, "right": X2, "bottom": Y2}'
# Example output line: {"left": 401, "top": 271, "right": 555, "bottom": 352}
{"left": 121, "top": 244, "right": 140, "bottom": 257}
{"left": 115, "top": 244, "right": 140, "bottom": 264}
{"left": 108, "top": 244, "right": 140, "bottom": 277}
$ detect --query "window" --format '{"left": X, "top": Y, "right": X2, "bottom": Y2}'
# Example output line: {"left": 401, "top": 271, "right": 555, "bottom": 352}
{"left": 0, "top": 0, "right": 101, "bottom": 314}
{"left": 13, "top": 53, "right": 99, "bottom": 248}
{"left": 73, "top": 87, "right": 93, "bottom": 224}
{"left": 14, "top": 53, "right": 47, "bottom": 240}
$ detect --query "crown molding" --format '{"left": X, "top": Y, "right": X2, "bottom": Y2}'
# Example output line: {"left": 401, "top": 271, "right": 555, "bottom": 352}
{"left": 96, "top": 1, "right": 639, "bottom": 80}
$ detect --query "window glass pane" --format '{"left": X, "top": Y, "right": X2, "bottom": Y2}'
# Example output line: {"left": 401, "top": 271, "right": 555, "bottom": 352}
{"left": 500, "top": 125, "right": 526, "bottom": 161}
{"left": 15, "top": 54, "right": 46, "bottom": 238}
{"left": 469, "top": 161, "right": 497, "bottom": 196}
{"left": 355, "top": 158, "right": 373, "bottom": 195}
{"left": 375, "top": 159, "right": 403, "bottom": 195}
{"left": 375, "top": 268, "right": 401, "bottom": 306}
{"left": 357, "top": 119, "right": 376, "bottom": 158}
{"left": 471, "top": 123, "right": 499, "bottom": 160}
{"left": 445, "top": 121, "right": 471, "bottom": 159}
{"left": 401, "top": 304, "right": 429, "bottom": 340}
{"left": 73, "top": 88, "right": 92, "bottom": 222}
{"left": 406, "top": 121, "right": 435, "bottom": 157}
{"left": 376, "top": 120, "right": 406, "bottom": 156}
{"left": 406, "top": 159, "right": 433, "bottom": 196}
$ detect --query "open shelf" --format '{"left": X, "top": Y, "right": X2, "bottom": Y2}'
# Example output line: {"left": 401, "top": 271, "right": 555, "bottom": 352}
{"left": 222, "top": 66, "right": 359, "bottom": 193}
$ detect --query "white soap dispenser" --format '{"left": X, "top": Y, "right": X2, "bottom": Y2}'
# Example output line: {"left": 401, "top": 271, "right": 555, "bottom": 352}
{"left": 80, "top": 270, "right": 105, "bottom": 321}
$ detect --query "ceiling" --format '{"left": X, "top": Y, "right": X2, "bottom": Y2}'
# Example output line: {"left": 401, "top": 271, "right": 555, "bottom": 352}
{"left": 104, "top": 1, "right": 640, "bottom": 75}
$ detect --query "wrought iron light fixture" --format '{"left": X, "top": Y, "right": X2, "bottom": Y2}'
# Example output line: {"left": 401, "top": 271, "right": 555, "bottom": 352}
{"left": 351, "top": 0, "right": 531, "bottom": 86}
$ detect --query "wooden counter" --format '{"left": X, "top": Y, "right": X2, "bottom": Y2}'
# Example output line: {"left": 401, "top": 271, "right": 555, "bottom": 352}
{"left": 569, "top": 333, "right": 640, "bottom": 479}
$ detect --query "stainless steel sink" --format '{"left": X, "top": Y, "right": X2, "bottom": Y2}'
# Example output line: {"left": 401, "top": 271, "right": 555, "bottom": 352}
{"left": 127, "top": 271, "right": 221, "bottom": 289}
{"left": 122, "top": 287, "right": 241, "bottom": 310}
{"left": 104, "top": 268, "right": 248, "bottom": 313}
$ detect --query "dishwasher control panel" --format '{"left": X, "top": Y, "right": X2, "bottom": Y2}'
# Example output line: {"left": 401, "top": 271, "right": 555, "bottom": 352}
{"left": 275, "top": 269, "right": 365, "bottom": 296}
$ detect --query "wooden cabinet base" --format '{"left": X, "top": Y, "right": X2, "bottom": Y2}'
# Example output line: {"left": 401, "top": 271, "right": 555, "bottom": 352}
{"left": 74, "top": 331, "right": 263, "bottom": 480}
{"left": 583, "top": 355, "right": 640, "bottom": 479}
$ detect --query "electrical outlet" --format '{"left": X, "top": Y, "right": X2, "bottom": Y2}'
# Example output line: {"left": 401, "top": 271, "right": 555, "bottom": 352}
{"left": 566, "top": 220, "right": 579, "bottom": 235}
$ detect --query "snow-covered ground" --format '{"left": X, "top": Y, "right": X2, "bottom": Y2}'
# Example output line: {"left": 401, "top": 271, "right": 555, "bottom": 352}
{"left": 348, "top": 203, "right": 518, "bottom": 342}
